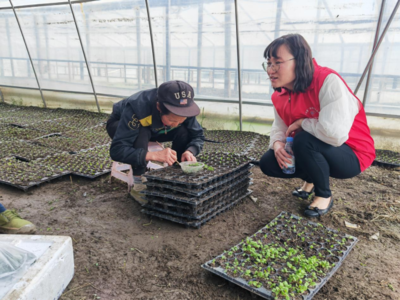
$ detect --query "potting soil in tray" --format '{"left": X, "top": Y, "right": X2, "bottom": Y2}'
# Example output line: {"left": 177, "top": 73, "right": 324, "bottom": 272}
{"left": 143, "top": 152, "right": 251, "bottom": 189}
{"left": 144, "top": 178, "right": 251, "bottom": 219}
{"left": 201, "top": 211, "right": 358, "bottom": 300}
{"left": 142, "top": 189, "right": 252, "bottom": 228}
{"left": 373, "top": 149, "right": 400, "bottom": 168}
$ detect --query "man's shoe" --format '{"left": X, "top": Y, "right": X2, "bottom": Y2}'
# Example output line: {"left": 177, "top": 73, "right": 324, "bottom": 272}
{"left": 304, "top": 198, "right": 334, "bottom": 218}
{"left": 292, "top": 187, "right": 315, "bottom": 199}
{"left": 0, "top": 209, "right": 36, "bottom": 234}
{"left": 129, "top": 183, "right": 147, "bottom": 205}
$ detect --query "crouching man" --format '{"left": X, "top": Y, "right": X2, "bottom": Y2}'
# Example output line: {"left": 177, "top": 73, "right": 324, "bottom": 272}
{"left": 106, "top": 80, "right": 204, "bottom": 203}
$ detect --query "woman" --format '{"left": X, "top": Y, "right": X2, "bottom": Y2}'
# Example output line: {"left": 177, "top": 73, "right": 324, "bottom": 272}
{"left": 260, "top": 34, "right": 375, "bottom": 218}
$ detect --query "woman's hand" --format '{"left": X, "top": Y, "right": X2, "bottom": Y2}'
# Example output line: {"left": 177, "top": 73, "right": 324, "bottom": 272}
{"left": 273, "top": 141, "right": 293, "bottom": 169}
{"left": 286, "top": 118, "right": 304, "bottom": 137}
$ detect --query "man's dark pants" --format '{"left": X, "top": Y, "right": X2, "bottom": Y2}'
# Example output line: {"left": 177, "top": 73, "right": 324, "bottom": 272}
{"left": 106, "top": 117, "right": 190, "bottom": 175}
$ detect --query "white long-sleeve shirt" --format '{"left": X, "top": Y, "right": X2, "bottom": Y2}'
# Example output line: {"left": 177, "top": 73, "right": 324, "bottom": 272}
{"left": 269, "top": 74, "right": 360, "bottom": 149}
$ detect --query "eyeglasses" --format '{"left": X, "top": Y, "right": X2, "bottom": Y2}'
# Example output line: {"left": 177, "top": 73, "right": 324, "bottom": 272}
{"left": 262, "top": 58, "right": 295, "bottom": 72}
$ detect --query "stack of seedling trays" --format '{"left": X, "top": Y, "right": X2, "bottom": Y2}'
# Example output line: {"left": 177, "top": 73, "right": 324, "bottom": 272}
{"left": 141, "top": 152, "right": 253, "bottom": 228}
{"left": 202, "top": 211, "right": 358, "bottom": 300}
{"left": 373, "top": 149, "right": 400, "bottom": 168}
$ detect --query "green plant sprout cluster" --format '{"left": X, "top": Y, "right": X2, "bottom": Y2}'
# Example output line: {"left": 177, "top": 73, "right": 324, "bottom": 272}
{"left": 209, "top": 213, "right": 355, "bottom": 300}
{"left": 375, "top": 150, "right": 400, "bottom": 164}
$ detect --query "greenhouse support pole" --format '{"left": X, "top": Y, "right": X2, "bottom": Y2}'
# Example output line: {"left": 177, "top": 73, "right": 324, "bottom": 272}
{"left": 362, "top": 0, "right": 386, "bottom": 107}
{"left": 68, "top": 0, "right": 100, "bottom": 113}
{"left": 354, "top": 0, "right": 400, "bottom": 95}
{"left": 9, "top": 0, "right": 47, "bottom": 108}
{"left": 234, "top": 0, "right": 242, "bottom": 131}
{"left": 145, "top": 0, "right": 158, "bottom": 88}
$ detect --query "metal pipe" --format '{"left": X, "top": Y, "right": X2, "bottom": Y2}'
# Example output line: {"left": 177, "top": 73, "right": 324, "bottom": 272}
{"left": 145, "top": 0, "right": 158, "bottom": 87}
{"left": 1, "top": 0, "right": 97, "bottom": 10}
{"left": 68, "top": 0, "right": 100, "bottom": 113}
{"left": 362, "top": 0, "right": 386, "bottom": 107}
{"left": 9, "top": 0, "right": 47, "bottom": 108}
{"left": 234, "top": 0, "right": 242, "bottom": 131}
{"left": 354, "top": 0, "right": 400, "bottom": 95}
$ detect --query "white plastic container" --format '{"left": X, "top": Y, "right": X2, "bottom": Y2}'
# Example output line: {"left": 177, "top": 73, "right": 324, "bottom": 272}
{"left": 0, "top": 235, "right": 74, "bottom": 300}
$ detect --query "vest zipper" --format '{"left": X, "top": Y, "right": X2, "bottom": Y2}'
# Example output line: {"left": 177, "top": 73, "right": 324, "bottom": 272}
{"left": 289, "top": 93, "right": 292, "bottom": 125}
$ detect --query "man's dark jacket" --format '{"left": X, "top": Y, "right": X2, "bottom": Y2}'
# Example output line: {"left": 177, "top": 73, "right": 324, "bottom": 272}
{"left": 109, "top": 88, "right": 204, "bottom": 168}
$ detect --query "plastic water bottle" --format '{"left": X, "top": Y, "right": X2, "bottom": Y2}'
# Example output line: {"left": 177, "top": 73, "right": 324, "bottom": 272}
{"left": 282, "top": 137, "right": 295, "bottom": 174}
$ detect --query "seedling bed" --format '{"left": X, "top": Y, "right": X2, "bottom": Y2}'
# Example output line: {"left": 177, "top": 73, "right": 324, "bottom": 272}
{"left": 0, "top": 141, "right": 60, "bottom": 161}
{"left": 204, "top": 130, "right": 259, "bottom": 144}
{"left": 143, "top": 152, "right": 251, "bottom": 188}
{"left": 373, "top": 149, "right": 400, "bottom": 168}
{"left": 142, "top": 189, "right": 252, "bottom": 228}
{"left": 201, "top": 211, "right": 358, "bottom": 300}
{"left": 33, "top": 135, "right": 102, "bottom": 152}
{"left": 0, "top": 157, "right": 69, "bottom": 191}
{"left": 245, "top": 135, "right": 271, "bottom": 162}
{"left": 144, "top": 175, "right": 251, "bottom": 206}
{"left": 144, "top": 178, "right": 250, "bottom": 219}
{"left": 0, "top": 125, "right": 48, "bottom": 141}
{"left": 145, "top": 165, "right": 252, "bottom": 196}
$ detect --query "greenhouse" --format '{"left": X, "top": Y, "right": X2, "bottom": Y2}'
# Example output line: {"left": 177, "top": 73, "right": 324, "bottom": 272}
{"left": 0, "top": 0, "right": 399, "bottom": 299}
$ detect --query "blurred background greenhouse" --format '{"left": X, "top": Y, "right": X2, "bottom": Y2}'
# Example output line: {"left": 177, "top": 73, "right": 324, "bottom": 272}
{"left": 0, "top": 0, "right": 399, "bottom": 146}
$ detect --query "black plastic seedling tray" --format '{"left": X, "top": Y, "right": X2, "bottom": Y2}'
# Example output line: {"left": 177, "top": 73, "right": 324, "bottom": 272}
{"left": 0, "top": 172, "right": 70, "bottom": 191}
{"left": 142, "top": 190, "right": 252, "bottom": 228}
{"left": 143, "top": 153, "right": 251, "bottom": 189}
{"left": 144, "top": 179, "right": 250, "bottom": 219}
{"left": 145, "top": 164, "right": 252, "bottom": 197}
{"left": 144, "top": 173, "right": 251, "bottom": 205}
{"left": 373, "top": 149, "right": 400, "bottom": 168}
{"left": 201, "top": 211, "right": 358, "bottom": 300}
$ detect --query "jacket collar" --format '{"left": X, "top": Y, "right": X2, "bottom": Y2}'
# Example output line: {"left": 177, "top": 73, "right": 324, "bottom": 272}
{"left": 151, "top": 98, "right": 165, "bottom": 129}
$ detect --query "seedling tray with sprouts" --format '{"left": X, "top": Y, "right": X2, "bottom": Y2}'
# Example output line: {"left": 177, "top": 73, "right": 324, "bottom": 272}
{"left": 144, "top": 178, "right": 250, "bottom": 219}
{"left": 142, "top": 189, "right": 252, "bottom": 228}
{"left": 204, "top": 130, "right": 259, "bottom": 144}
{"left": 143, "top": 152, "right": 251, "bottom": 188}
{"left": 0, "top": 141, "right": 60, "bottom": 161}
{"left": 0, "top": 125, "right": 49, "bottom": 141}
{"left": 373, "top": 149, "right": 400, "bottom": 168}
{"left": 201, "top": 211, "right": 358, "bottom": 300}
{"left": 0, "top": 157, "right": 69, "bottom": 191}
{"left": 37, "top": 152, "right": 112, "bottom": 179}
{"left": 245, "top": 134, "right": 271, "bottom": 162}
{"left": 145, "top": 165, "right": 252, "bottom": 197}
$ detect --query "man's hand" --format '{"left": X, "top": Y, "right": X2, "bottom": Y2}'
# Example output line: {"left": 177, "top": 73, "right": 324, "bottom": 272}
{"left": 146, "top": 148, "right": 177, "bottom": 166}
{"left": 286, "top": 118, "right": 304, "bottom": 137}
{"left": 181, "top": 151, "right": 196, "bottom": 162}
{"left": 273, "top": 141, "right": 293, "bottom": 169}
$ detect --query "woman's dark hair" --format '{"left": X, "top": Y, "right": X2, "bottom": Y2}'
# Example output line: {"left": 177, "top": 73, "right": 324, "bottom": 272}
{"left": 263, "top": 34, "right": 314, "bottom": 93}
{"left": 157, "top": 101, "right": 171, "bottom": 116}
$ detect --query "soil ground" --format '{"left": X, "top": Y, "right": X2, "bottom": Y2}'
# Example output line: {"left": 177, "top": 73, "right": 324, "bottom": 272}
{"left": 1, "top": 164, "right": 399, "bottom": 300}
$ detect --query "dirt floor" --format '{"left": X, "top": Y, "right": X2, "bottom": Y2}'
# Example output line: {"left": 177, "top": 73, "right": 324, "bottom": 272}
{"left": 1, "top": 164, "right": 400, "bottom": 300}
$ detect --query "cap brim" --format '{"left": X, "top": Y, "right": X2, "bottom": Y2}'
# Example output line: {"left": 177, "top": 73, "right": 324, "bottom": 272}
{"left": 163, "top": 102, "right": 200, "bottom": 118}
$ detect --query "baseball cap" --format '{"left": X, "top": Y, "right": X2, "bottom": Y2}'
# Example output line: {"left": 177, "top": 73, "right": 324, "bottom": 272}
{"left": 157, "top": 80, "right": 200, "bottom": 117}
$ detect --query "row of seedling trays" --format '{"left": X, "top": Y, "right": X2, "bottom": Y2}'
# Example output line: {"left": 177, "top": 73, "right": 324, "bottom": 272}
{"left": 202, "top": 211, "right": 358, "bottom": 300}
{"left": 141, "top": 152, "right": 253, "bottom": 228}
{"left": 0, "top": 145, "right": 112, "bottom": 191}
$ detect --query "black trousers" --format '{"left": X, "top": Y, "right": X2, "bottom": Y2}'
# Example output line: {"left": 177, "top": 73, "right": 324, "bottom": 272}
{"left": 106, "top": 117, "right": 190, "bottom": 175}
{"left": 260, "top": 131, "right": 361, "bottom": 198}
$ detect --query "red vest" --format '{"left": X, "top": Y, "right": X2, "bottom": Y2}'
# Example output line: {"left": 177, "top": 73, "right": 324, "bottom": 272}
{"left": 271, "top": 59, "right": 375, "bottom": 172}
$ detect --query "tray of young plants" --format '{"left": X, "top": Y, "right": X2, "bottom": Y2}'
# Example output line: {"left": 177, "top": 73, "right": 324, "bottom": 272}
{"left": 201, "top": 211, "right": 358, "bottom": 300}
{"left": 144, "top": 175, "right": 251, "bottom": 206}
{"left": 0, "top": 141, "right": 60, "bottom": 161}
{"left": 142, "top": 189, "right": 252, "bottom": 228}
{"left": 143, "top": 152, "right": 251, "bottom": 188}
{"left": 0, "top": 125, "right": 49, "bottom": 142}
{"left": 143, "top": 177, "right": 251, "bottom": 219}
{"left": 373, "top": 149, "right": 400, "bottom": 168}
{"left": 245, "top": 134, "right": 271, "bottom": 163}
{"left": 0, "top": 157, "right": 69, "bottom": 191}
{"left": 37, "top": 152, "right": 112, "bottom": 179}
{"left": 33, "top": 135, "right": 99, "bottom": 152}
{"left": 204, "top": 130, "right": 260, "bottom": 144}
{"left": 144, "top": 163, "right": 252, "bottom": 196}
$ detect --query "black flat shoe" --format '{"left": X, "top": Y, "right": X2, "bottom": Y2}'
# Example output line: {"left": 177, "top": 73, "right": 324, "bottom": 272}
{"left": 304, "top": 197, "right": 334, "bottom": 218}
{"left": 292, "top": 187, "right": 314, "bottom": 199}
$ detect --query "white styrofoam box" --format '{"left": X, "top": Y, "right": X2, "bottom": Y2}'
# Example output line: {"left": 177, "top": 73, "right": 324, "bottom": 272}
{"left": 1, "top": 235, "right": 74, "bottom": 300}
